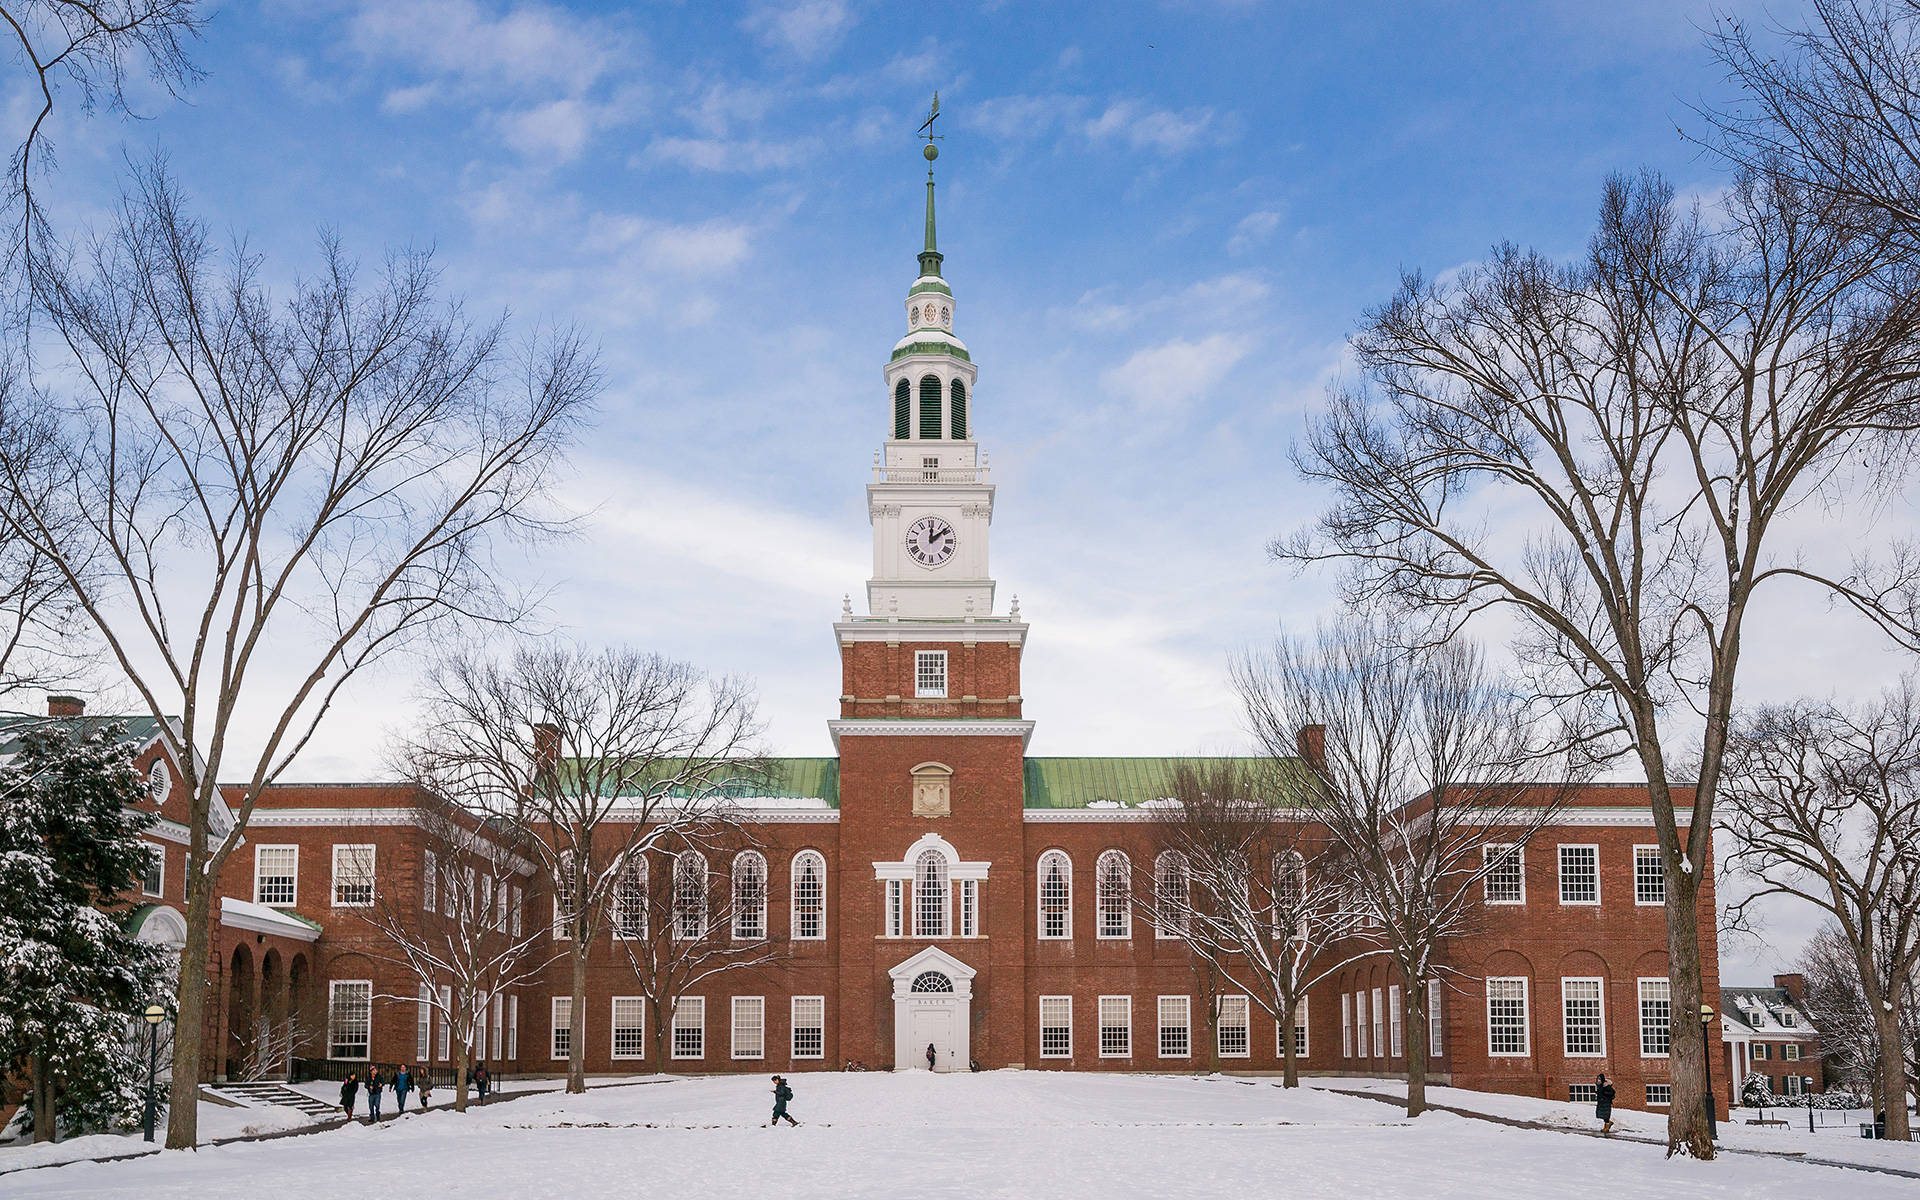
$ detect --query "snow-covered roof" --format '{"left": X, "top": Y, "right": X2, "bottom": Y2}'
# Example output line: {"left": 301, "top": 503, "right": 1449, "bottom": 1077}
{"left": 220, "top": 896, "right": 321, "bottom": 942}
{"left": 1719, "top": 987, "right": 1813, "bottom": 1040}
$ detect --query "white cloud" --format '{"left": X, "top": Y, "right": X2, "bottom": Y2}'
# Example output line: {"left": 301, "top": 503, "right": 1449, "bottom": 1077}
{"left": 585, "top": 214, "right": 755, "bottom": 277}
{"left": 381, "top": 83, "right": 438, "bottom": 114}
{"left": 348, "top": 0, "right": 620, "bottom": 92}
{"left": 1100, "top": 333, "right": 1252, "bottom": 415}
{"left": 742, "top": 0, "right": 857, "bottom": 60}
{"left": 499, "top": 98, "right": 594, "bottom": 161}
{"left": 1229, "top": 208, "right": 1283, "bottom": 254}
{"left": 643, "top": 136, "right": 818, "bottom": 173}
{"left": 1086, "top": 100, "right": 1218, "bottom": 155}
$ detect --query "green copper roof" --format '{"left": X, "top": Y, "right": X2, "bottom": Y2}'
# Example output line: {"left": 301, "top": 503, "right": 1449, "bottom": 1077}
{"left": 561, "top": 756, "right": 840, "bottom": 805}
{"left": 889, "top": 340, "right": 971, "bottom": 363}
{"left": 0, "top": 713, "right": 172, "bottom": 758}
{"left": 908, "top": 279, "right": 952, "bottom": 298}
{"left": 1022, "top": 757, "right": 1297, "bottom": 808}
{"left": 918, "top": 176, "right": 943, "bottom": 279}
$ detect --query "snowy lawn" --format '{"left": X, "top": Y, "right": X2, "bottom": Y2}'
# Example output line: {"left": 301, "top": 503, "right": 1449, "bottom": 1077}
{"left": 0, "top": 1094, "right": 313, "bottom": 1175}
{"left": 5, "top": 1072, "right": 1916, "bottom": 1199}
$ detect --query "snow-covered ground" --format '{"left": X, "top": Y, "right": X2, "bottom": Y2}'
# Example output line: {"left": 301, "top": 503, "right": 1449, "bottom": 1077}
{"left": 0, "top": 1094, "right": 314, "bottom": 1175}
{"left": 4, "top": 1072, "right": 1916, "bottom": 1199}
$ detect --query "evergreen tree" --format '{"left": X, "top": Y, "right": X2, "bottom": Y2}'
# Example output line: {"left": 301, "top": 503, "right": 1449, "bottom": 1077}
{"left": 0, "top": 722, "right": 170, "bottom": 1142}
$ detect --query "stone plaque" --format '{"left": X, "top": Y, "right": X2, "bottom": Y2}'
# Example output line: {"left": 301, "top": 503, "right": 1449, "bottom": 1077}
{"left": 911, "top": 766, "right": 952, "bottom": 817}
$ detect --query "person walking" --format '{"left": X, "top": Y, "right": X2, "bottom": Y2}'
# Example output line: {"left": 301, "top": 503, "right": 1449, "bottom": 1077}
{"left": 339, "top": 1072, "right": 359, "bottom": 1121}
{"left": 393, "top": 1065, "right": 412, "bottom": 1113}
{"left": 1596, "top": 1072, "right": 1616, "bottom": 1136}
{"left": 475, "top": 1064, "right": 490, "bottom": 1102}
{"left": 925, "top": 1043, "right": 937, "bottom": 1072}
{"left": 366, "top": 1066, "right": 386, "bottom": 1123}
{"left": 767, "top": 1075, "right": 798, "bottom": 1127}
{"left": 417, "top": 1073, "right": 434, "bottom": 1110}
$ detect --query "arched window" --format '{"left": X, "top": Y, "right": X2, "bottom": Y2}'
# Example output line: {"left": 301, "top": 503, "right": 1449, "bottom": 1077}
{"left": 1037, "top": 850, "right": 1071, "bottom": 939}
{"left": 1274, "top": 850, "right": 1306, "bottom": 944}
{"left": 919, "top": 374, "right": 942, "bottom": 440}
{"left": 911, "top": 970, "right": 953, "bottom": 993}
{"left": 1155, "top": 851, "right": 1189, "bottom": 938}
{"left": 950, "top": 379, "right": 967, "bottom": 439}
{"left": 732, "top": 851, "right": 766, "bottom": 940}
{"left": 1096, "top": 850, "right": 1131, "bottom": 939}
{"left": 893, "top": 378, "right": 910, "bottom": 439}
{"left": 553, "top": 851, "right": 577, "bottom": 940}
{"left": 791, "top": 850, "right": 826, "bottom": 940}
{"left": 915, "top": 848, "right": 949, "bottom": 937}
{"left": 673, "top": 850, "right": 707, "bottom": 941}
{"left": 613, "top": 853, "right": 647, "bottom": 940}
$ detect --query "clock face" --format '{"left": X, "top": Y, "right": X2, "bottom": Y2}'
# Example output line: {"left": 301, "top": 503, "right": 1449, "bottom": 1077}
{"left": 906, "top": 515, "right": 957, "bottom": 567}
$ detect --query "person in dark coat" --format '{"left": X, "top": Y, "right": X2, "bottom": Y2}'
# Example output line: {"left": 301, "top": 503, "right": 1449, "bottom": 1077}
{"left": 417, "top": 1073, "right": 433, "bottom": 1110}
{"left": 339, "top": 1072, "right": 359, "bottom": 1120}
{"left": 1596, "top": 1072, "right": 1617, "bottom": 1135}
{"left": 366, "top": 1067, "right": 386, "bottom": 1123}
{"left": 393, "top": 1065, "right": 412, "bottom": 1112}
{"left": 767, "top": 1075, "right": 798, "bottom": 1127}
{"left": 475, "top": 1064, "right": 490, "bottom": 1101}
{"left": 925, "top": 1043, "right": 937, "bottom": 1071}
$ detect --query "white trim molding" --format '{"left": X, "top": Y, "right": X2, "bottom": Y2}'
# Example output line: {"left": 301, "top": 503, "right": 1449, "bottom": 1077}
{"left": 828, "top": 718, "right": 1035, "bottom": 750}
{"left": 874, "top": 831, "right": 990, "bottom": 882}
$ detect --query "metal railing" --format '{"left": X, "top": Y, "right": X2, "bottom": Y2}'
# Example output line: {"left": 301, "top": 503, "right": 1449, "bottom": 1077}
{"left": 873, "top": 465, "right": 989, "bottom": 484}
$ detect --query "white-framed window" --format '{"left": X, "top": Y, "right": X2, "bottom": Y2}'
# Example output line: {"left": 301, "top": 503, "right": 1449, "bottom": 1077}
{"left": 328, "top": 980, "right": 372, "bottom": 1060}
{"left": 914, "top": 849, "right": 949, "bottom": 937}
{"left": 791, "top": 996, "right": 826, "bottom": 1059}
{"left": 1273, "top": 850, "right": 1307, "bottom": 943}
{"left": 1638, "top": 978, "right": 1671, "bottom": 1057}
{"left": 438, "top": 985, "right": 451, "bottom": 1059}
{"left": 1784, "top": 1043, "right": 1801, "bottom": 1061}
{"left": 732, "top": 852, "right": 767, "bottom": 940}
{"left": 959, "top": 878, "right": 978, "bottom": 936}
{"left": 331, "top": 843, "right": 375, "bottom": 907}
{"left": 886, "top": 879, "right": 905, "bottom": 937}
{"left": 424, "top": 849, "right": 437, "bottom": 912}
{"left": 1569, "top": 1082, "right": 1598, "bottom": 1104}
{"left": 416, "top": 985, "right": 432, "bottom": 1060}
{"left": 1633, "top": 845, "right": 1665, "bottom": 905}
{"left": 550, "top": 996, "right": 572, "bottom": 1060}
{"left": 672, "top": 996, "right": 705, "bottom": 1059}
{"left": 254, "top": 845, "right": 298, "bottom": 906}
{"left": 1158, "top": 996, "right": 1191, "bottom": 1059}
{"left": 1389, "top": 984, "right": 1404, "bottom": 1057}
{"left": 1218, "top": 995, "right": 1251, "bottom": 1059}
{"left": 1784, "top": 1074, "right": 1805, "bottom": 1096}
{"left": 491, "top": 992, "right": 504, "bottom": 1060}
{"left": 1754, "top": 1041, "right": 1771, "bottom": 1060}
{"left": 914, "top": 650, "right": 948, "bottom": 698}
{"left": 1562, "top": 978, "right": 1606, "bottom": 1056}
{"left": 1557, "top": 845, "right": 1599, "bottom": 905}
{"left": 1099, "top": 995, "right": 1131, "bottom": 1058}
{"left": 1487, "top": 977, "right": 1530, "bottom": 1056}
{"left": 610, "top": 997, "right": 645, "bottom": 1059}
{"left": 1646, "top": 1083, "right": 1672, "bottom": 1106}
{"left": 1779, "top": 1009, "right": 1796, "bottom": 1028}
{"left": 674, "top": 850, "right": 708, "bottom": 940}
{"left": 1096, "top": 850, "right": 1131, "bottom": 939}
{"left": 791, "top": 850, "right": 826, "bottom": 940}
{"left": 463, "top": 866, "right": 476, "bottom": 921}
{"left": 553, "top": 854, "right": 576, "bottom": 940}
{"left": 1371, "top": 987, "right": 1384, "bottom": 1057}
{"left": 1483, "top": 844, "right": 1523, "bottom": 904}
{"left": 1427, "top": 979, "right": 1444, "bottom": 1056}
{"left": 511, "top": 886, "right": 522, "bottom": 936}
{"left": 480, "top": 875, "right": 493, "bottom": 928}
{"left": 474, "top": 991, "right": 487, "bottom": 1059}
{"left": 733, "top": 996, "right": 765, "bottom": 1060}
{"left": 1040, "top": 996, "right": 1073, "bottom": 1059}
{"left": 1037, "top": 850, "right": 1071, "bottom": 939}
{"left": 495, "top": 878, "right": 507, "bottom": 930}
{"left": 507, "top": 995, "right": 519, "bottom": 1060}
{"left": 141, "top": 842, "right": 164, "bottom": 898}
{"left": 1278, "top": 998, "right": 1309, "bottom": 1058}
{"left": 1154, "top": 851, "right": 1189, "bottom": 938}
{"left": 1342, "top": 992, "right": 1354, "bottom": 1058}
{"left": 1355, "top": 990, "right": 1369, "bottom": 1057}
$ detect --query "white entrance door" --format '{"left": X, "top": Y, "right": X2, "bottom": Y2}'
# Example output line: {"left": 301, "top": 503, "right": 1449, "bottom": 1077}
{"left": 909, "top": 1005, "right": 955, "bottom": 1071}
{"left": 888, "top": 948, "right": 976, "bottom": 1071}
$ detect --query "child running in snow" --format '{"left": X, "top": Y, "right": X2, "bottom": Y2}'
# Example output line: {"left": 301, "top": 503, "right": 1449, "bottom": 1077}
{"left": 767, "top": 1075, "right": 799, "bottom": 1127}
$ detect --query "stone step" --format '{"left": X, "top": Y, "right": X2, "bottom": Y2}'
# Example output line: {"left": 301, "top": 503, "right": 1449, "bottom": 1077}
{"left": 209, "top": 1082, "right": 339, "bottom": 1118}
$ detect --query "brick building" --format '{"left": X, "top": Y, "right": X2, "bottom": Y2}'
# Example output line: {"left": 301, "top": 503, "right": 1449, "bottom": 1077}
{"left": 25, "top": 157, "right": 1725, "bottom": 1120}
{"left": 1723, "top": 976, "right": 1825, "bottom": 1102}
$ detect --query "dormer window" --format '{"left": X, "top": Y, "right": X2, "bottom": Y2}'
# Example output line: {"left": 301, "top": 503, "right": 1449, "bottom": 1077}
{"left": 916, "top": 650, "right": 948, "bottom": 698}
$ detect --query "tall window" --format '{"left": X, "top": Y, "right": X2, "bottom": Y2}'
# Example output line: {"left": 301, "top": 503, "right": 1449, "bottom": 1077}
{"left": 492, "top": 993, "right": 504, "bottom": 1059}
{"left": 328, "top": 981, "right": 372, "bottom": 1060}
{"left": 1096, "top": 850, "right": 1131, "bottom": 939}
{"left": 886, "top": 879, "right": 905, "bottom": 937}
{"left": 424, "top": 849, "right": 438, "bottom": 912}
{"left": 511, "top": 886, "right": 523, "bottom": 936}
{"left": 674, "top": 851, "right": 708, "bottom": 940}
{"left": 1157, "top": 996, "right": 1191, "bottom": 1059}
{"left": 1427, "top": 979, "right": 1444, "bottom": 1056}
{"left": 1372, "top": 986, "right": 1384, "bottom": 1056}
{"left": 732, "top": 996, "right": 765, "bottom": 1060}
{"left": 1355, "top": 990, "right": 1369, "bottom": 1057}
{"left": 1040, "top": 996, "right": 1072, "bottom": 1059}
{"left": 508, "top": 996, "right": 519, "bottom": 1060}
{"left": 672, "top": 996, "right": 705, "bottom": 1059}
{"left": 732, "top": 852, "right": 767, "bottom": 940}
{"left": 1558, "top": 845, "right": 1599, "bottom": 905}
{"left": 1218, "top": 995, "right": 1251, "bottom": 1059}
{"left": 1483, "top": 844, "right": 1523, "bottom": 904}
{"left": 792, "top": 996, "right": 826, "bottom": 1059}
{"left": 553, "top": 853, "right": 576, "bottom": 940}
{"left": 1282, "top": 999, "right": 1309, "bottom": 1057}
{"left": 551, "top": 996, "right": 572, "bottom": 1060}
{"left": 915, "top": 849, "right": 949, "bottom": 937}
{"left": 1273, "top": 850, "right": 1306, "bottom": 942}
{"left": 332, "top": 844, "right": 375, "bottom": 907}
{"left": 1099, "top": 996, "right": 1131, "bottom": 1058}
{"left": 141, "top": 843, "right": 164, "bottom": 897}
{"left": 611, "top": 997, "right": 645, "bottom": 1059}
{"left": 1038, "top": 850, "right": 1071, "bottom": 939}
{"left": 791, "top": 850, "right": 826, "bottom": 940}
{"left": 254, "top": 845, "right": 297, "bottom": 906}
{"left": 1634, "top": 846, "right": 1666, "bottom": 905}
{"left": 1639, "top": 978, "right": 1672, "bottom": 1057}
{"left": 1487, "top": 978, "right": 1529, "bottom": 1056}
{"left": 918, "top": 374, "right": 942, "bottom": 439}
{"left": 611, "top": 852, "right": 645, "bottom": 940}
{"left": 1154, "top": 851, "right": 1189, "bottom": 937}
{"left": 915, "top": 650, "right": 948, "bottom": 698}
{"left": 439, "top": 985, "right": 452, "bottom": 1059}
{"left": 959, "top": 878, "right": 978, "bottom": 936}
{"left": 1389, "top": 985, "right": 1404, "bottom": 1057}
{"left": 893, "top": 378, "right": 911, "bottom": 439}
{"left": 1342, "top": 992, "right": 1354, "bottom": 1058}
{"left": 1563, "top": 978, "right": 1605, "bottom": 1056}
{"left": 950, "top": 378, "right": 968, "bottom": 438}
{"left": 416, "top": 985, "right": 432, "bottom": 1060}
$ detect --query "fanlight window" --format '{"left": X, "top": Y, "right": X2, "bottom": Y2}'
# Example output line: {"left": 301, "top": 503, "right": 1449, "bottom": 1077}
{"left": 673, "top": 851, "right": 707, "bottom": 940}
{"left": 1155, "top": 851, "right": 1190, "bottom": 937}
{"left": 1038, "top": 850, "right": 1071, "bottom": 939}
{"left": 915, "top": 848, "right": 950, "bottom": 938}
{"left": 732, "top": 851, "right": 767, "bottom": 941}
{"left": 918, "top": 375, "right": 942, "bottom": 440}
{"left": 792, "top": 850, "right": 826, "bottom": 940}
{"left": 910, "top": 970, "right": 954, "bottom": 994}
{"left": 1097, "top": 850, "right": 1131, "bottom": 939}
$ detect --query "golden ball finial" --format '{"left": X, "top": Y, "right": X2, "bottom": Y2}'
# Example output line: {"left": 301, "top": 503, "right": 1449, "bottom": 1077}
{"left": 923, "top": 142, "right": 939, "bottom": 162}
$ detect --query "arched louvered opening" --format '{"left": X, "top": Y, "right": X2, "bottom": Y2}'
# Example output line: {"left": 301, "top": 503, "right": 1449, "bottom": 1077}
{"left": 950, "top": 379, "right": 968, "bottom": 439}
{"left": 919, "top": 375, "right": 943, "bottom": 440}
{"left": 894, "top": 378, "right": 910, "bottom": 439}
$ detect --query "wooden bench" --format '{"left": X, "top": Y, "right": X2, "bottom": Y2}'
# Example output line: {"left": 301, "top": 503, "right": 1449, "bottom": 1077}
{"left": 1745, "top": 1118, "right": 1789, "bottom": 1127}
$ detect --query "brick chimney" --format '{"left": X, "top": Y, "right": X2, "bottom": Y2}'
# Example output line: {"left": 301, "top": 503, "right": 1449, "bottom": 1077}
{"left": 533, "top": 722, "right": 561, "bottom": 780}
{"left": 46, "top": 695, "right": 85, "bottom": 717}
{"left": 1773, "top": 973, "right": 1806, "bottom": 1003}
{"left": 1295, "top": 724, "right": 1327, "bottom": 772}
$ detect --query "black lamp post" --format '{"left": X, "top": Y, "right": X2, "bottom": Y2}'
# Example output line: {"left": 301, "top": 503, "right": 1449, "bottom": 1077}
{"left": 1806, "top": 1077, "right": 1816, "bottom": 1133}
{"left": 141, "top": 1004, "right": 166, "bottom": 1143}
{"left": 1699, "top": 1004, "right": 1718, "bottom": 1142}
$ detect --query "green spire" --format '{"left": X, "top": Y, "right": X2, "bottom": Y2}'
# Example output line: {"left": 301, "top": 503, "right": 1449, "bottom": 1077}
{"left": 918, "top": 153, "right": 943, "bottom": 278}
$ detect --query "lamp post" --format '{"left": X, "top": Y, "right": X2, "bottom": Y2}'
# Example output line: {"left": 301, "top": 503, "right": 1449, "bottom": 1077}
{"left": 142, "top": 1004, "right": 166, "bottom": 1143}
{"left": 1699, "top": 1004, "right": 1717, "bottom": 1142}
{"left": 1806, "top": 1077, "right": 1815, "bottom": 1134}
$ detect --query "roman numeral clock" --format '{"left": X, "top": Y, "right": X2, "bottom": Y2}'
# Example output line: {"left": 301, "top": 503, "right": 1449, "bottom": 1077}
{"left": 906, "top": 516, "right": 956, "bottom": 567}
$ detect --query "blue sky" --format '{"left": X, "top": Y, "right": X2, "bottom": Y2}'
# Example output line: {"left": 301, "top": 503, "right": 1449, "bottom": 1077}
{"left": 22, "top": 0, "right": 1909, "bottom": 981}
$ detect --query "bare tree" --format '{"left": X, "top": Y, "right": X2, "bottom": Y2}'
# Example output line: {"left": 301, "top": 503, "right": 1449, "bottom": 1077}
{"left": 1145, "top": 759, "right": 1368, "bottom": 1087}
{"left": 355, "top": 799, "right": 553, "bottom": 1112}
{"left": 1720, "top": 686, "right": 1920, "bottom": 1137}
{"left": 1236, "top": 621, "right": 1582, "bottom": 1117}
{"left": 0, "top": 372, "right": 87, "bottom": 709}
{"left": 399, "top": 640, "right": 762, "bottom": 1094}
{"left": 0, "top": 161, "right": 593, "bottom": 1146}
{"left": 1282, "top": 164, "right": 1920, "bottom": 1154}
{"left": 1796, "top": 921, "right": 1920, "bottom": 1100}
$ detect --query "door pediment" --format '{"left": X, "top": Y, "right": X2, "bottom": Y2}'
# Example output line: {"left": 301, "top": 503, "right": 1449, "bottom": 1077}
{"left": 887, "top": 944, "right": 977, "bottom": 999}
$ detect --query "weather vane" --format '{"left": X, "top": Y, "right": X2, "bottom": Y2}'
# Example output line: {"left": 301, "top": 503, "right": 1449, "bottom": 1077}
{"left": 918, "top": 92, "right": 941, "bottom": 172}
